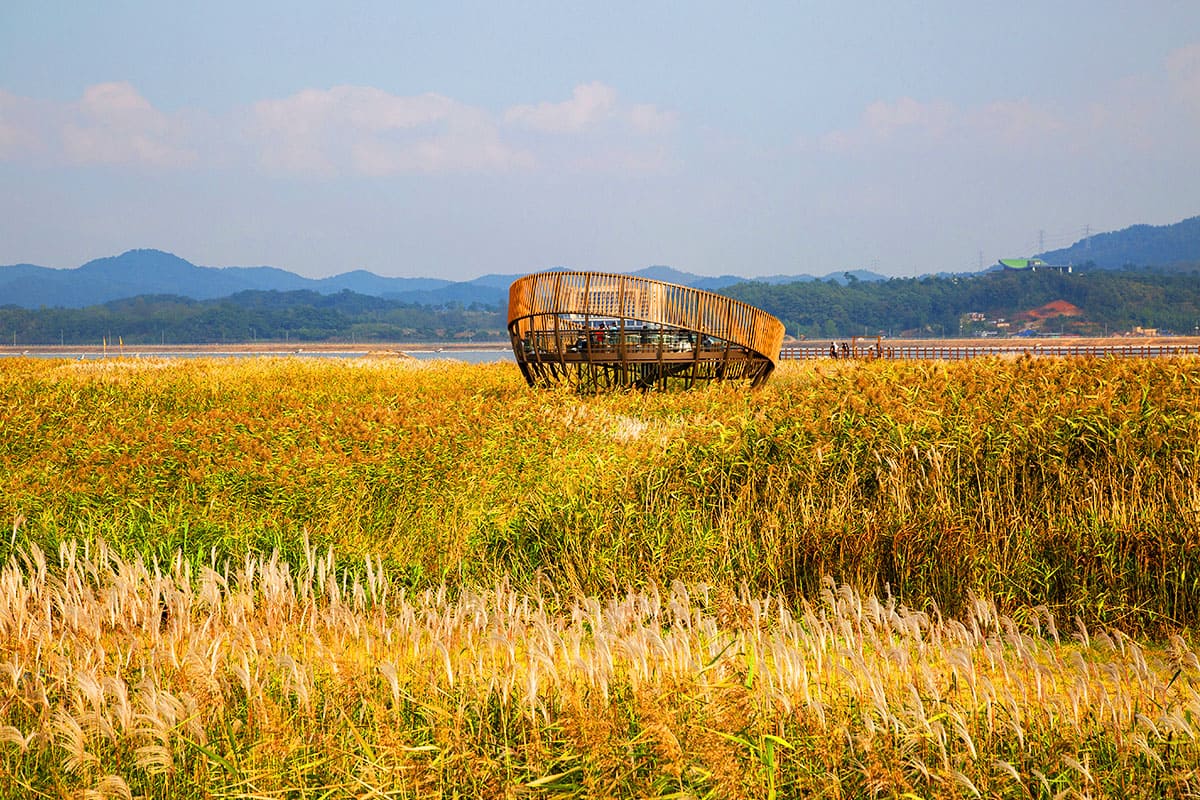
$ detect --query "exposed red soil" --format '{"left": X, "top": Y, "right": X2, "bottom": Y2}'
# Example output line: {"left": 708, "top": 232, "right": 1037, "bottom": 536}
{"left": 1017, "top": 299, "right": 1084, "bottom": 321}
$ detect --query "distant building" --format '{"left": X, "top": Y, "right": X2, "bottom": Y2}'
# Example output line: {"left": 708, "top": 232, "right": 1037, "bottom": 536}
{"left": 999, "top": 258, "right": 1073, "bottom": 274}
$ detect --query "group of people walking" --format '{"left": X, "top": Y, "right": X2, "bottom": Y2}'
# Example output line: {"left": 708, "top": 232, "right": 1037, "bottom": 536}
{"left": 828, "top": 340, "right": 883, "bottom": 359}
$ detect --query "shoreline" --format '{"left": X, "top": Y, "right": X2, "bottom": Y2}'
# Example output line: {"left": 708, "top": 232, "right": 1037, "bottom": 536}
{"left": 0, "top": 341, "right": 512, "bottom": 355}
{"left": 2, "top": 335, "right": 1197, "bottom": 357}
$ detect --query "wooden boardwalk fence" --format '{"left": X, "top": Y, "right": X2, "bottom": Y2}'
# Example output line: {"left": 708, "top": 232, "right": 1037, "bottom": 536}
{"left": 781, "top": 341, "right": 1200, "bottom": 361}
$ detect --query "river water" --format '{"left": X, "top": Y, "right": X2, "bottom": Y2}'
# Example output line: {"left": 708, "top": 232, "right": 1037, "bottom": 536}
{"left": 0, "top": 349, "right": 517, "bottom": 363}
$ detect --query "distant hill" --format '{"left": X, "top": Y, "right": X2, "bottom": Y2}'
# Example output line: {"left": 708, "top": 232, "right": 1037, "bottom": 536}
{"left": 4, "top": 214, "right": 1196, "bottom": 310}
{"left": 0, "top": 249, "right": 454, "bottom": 309}
{"left": 0, "top": 249, "right": 884, "bottom": 310}
{"left": 1038, "top": 216, "right": 1200, "bottom": 269}
{"left": 5, "top": 260, "right": 1198, "bottom": 345}
{"left": 721, "top": 266, "right": 1200, "bottom": 339}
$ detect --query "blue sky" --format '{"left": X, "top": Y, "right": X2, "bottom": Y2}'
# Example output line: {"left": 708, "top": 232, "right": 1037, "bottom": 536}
{"left": 2, "top": 2, "right": 1198, "bottom": 279}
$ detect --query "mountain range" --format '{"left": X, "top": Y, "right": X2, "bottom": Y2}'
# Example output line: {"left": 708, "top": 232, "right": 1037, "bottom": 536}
{"left": 2, "top": 215, "right": 1196, "bottom": 310}
{"left": 1037, "top": 216, "right": 1200, "bottom": 269}
{"left": 0, "top": 251, "right": 884, "bottom": 310}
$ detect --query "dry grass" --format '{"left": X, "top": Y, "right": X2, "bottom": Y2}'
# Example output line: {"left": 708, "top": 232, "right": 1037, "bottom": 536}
{"left": 2, "top": 354, "right": 1200, "bottom": 795}
{"left": 1, "top": 540, "right": 1198, "bottom": 798}
{"left": 2, "top": 355, "right": 1200, "bottom": 626}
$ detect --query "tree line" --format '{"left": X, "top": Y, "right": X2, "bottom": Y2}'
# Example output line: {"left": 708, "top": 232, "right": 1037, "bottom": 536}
{"left": 0, "top": 290, "right": 507, "bottom": 346}
{"left": 721, "top": 265, "right": 1200, "bottom": 339}
{"left": 2, "top": 266, "right": 1198, "bottom": 346}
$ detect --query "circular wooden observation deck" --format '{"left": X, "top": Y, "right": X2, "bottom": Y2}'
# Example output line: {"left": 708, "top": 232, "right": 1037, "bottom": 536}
{"left": 508, "top": 271, "right": 785, "bottom": 390}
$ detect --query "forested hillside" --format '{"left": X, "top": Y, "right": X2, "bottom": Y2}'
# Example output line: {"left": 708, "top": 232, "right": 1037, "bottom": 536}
{"left": 2, "top": 267, "right": 1197, "bottom": 345}
{"left": 722, "top": 267, "right": 1200, "bottom": 338}
{"left": 1038, "top": 216, "right": 1200, "bottom": 269}
{"left": 0, "top": 290, "right": 506, "bottom": 345}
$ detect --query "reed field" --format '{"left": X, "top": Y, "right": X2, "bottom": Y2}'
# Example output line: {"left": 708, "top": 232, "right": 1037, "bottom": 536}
{"left": 2, "top": 354, "right": 1200, "bottom": 796}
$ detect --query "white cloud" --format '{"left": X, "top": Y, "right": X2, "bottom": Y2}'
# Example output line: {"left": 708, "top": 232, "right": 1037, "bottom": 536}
{"left": 863, "top": 96, "right": 954, "bottom": 139}
{"left": 248, "top": 85, "right": 532, "bottom": 175}
{"left": 504, "top": 81, "right": 676, "bottom": 137}
{"left": 0, "top": 82, "right": 196, "bottom": 168}
{"left": 629, "top": 103, "right": 678, "bottom": 135}
{"left": 964, "top": 99, "right": 1067, "bottom": 147}
{"left": 0, "top": 90, "right": 49, "bottom": 159}
{"left": 2, "top": 80, "right": 678, "bottom": 177}
{"left": 819, "top": 95, "right": 1067, "bottom": 156}
{"left": 500, "top": 82, "right": 679, "bottom": 173}
{"left": 504, "top": 81, "right": 618, "bottom": 133}
{"left": 816, "top": 42, "right": 1200, "bottom": 164}
{"left": 818, "top": 93, "right": 1138, "bottom": 164}
{"left": 63, "top": 82, "right": 197, "bottom": 167}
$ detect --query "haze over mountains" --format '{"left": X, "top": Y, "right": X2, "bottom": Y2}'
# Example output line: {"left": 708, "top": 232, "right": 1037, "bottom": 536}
{"left": 2, "top": 216, "right": 1197, "bottom": 311}
{"left": 1037, "top": 216, "right": 1200, "bottom": 269}
{"left": 0, "top": 251, "right": 886, "bottom": 310}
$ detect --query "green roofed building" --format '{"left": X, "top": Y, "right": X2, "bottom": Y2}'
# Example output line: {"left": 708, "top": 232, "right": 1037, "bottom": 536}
{"left": 999, "top": 258, "right": 1073, "bottom": 273}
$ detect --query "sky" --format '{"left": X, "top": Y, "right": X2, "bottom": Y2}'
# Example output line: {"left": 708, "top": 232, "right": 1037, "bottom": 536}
{"left": 2, "top": 2, "right": 1198, "bottom": 280}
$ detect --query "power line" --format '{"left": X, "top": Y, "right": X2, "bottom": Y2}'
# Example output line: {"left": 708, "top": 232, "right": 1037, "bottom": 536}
{"left": 1024, "top": 225, "right": 1093, "bottom": 255}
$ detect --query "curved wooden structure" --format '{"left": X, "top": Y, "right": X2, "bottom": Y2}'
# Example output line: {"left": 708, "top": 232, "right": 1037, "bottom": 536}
{"left": 508, "top": 271, "right": 785, "bottom": 390}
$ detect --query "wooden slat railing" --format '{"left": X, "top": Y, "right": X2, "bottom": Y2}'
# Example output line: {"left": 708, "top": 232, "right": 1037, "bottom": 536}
{"left": 780, "top": 343, "right": 1200, "bottom": 361}
{"left": 508, "top": 271, "right": 785, "bottom": 389}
